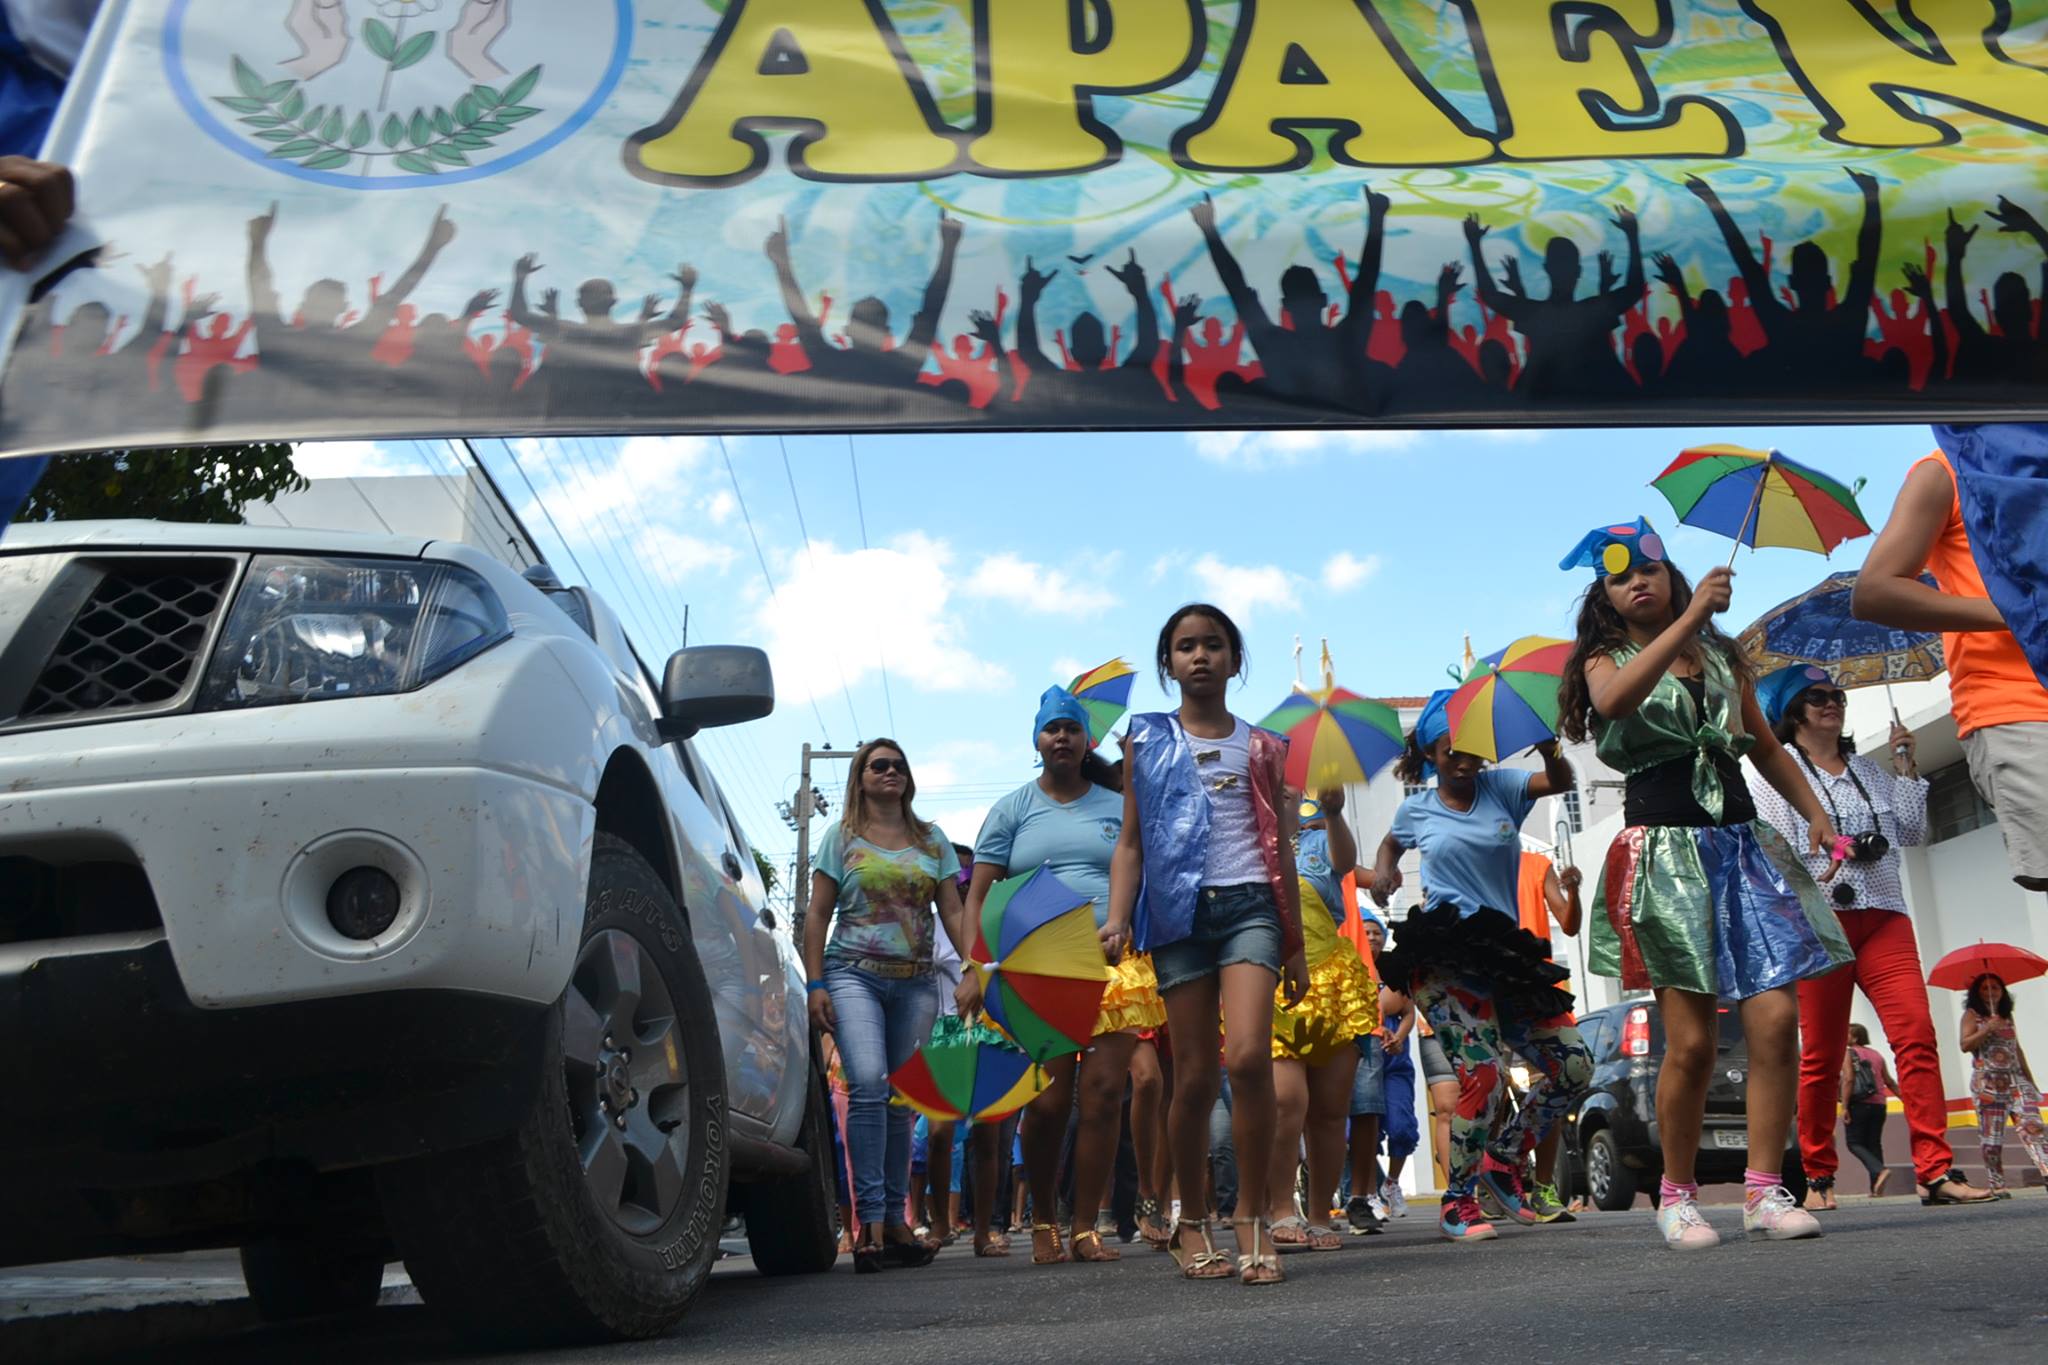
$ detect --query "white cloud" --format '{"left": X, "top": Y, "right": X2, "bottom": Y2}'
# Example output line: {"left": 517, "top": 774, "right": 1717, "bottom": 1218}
{"left": 1052, "top": 656, "right": 1090, "bottom": 682}
{"left": 504, "top": 436, "right": 735, "bottom": 588}
{"left": 756, "top": 533, "right": 1009, "bottom": 706}
{"left": 1323, "top": 550, "right": 1382, "bottom": 592}
{"left": 704, "top": 489, "right": 738, "bottom": 525}
{"left": 1470, "top": 429, "right": 1548, "bottom": 444}
{"left": 1185, "top": 554, "right": 1300, "bottom": 624}
{"left": 1188, "top": 429, "right": 1422, "bottom": 467}
{"left": 962, "top": 552, "right": 1117, "bottom": 615}
{"left": 637, "top": 525, "right": 737, "bottom": 583}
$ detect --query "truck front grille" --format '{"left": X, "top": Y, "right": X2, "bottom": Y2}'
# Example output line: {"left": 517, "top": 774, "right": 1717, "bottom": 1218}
{"left": 20, "top": 559, "right": 235, "bottom": 720}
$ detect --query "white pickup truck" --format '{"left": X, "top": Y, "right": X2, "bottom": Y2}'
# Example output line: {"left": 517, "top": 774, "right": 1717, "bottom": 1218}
{"left": 0, "top": 520, "right": 837, "bottom": 1343}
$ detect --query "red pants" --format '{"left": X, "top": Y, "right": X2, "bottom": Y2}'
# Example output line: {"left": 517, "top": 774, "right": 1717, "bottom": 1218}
{"left": 1797, "top": 909, "right": 1953, "bottom": 1186}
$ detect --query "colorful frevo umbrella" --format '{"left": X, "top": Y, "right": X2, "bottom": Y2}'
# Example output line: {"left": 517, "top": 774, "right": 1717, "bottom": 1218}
{"left": 1259, "top": 686, "right": 1406, "bottom": 791}
{"left": 1926, "top": 941, "right": 2048, "bottom": 992}
{"left": 1067, "top": 657, "right": 1135, "bottom": 746}
{"left": 971, "top": 865, "right": 1110, "bottom": 1062}
{"left": 890, "top": 1016, "right": 1048, "bottom": 1123}
{"left": 1446, "top": 636, "right": 1571, "bottom": 761}
{"left": 1652, "top": 444, "right": 1872, "bottom": 563}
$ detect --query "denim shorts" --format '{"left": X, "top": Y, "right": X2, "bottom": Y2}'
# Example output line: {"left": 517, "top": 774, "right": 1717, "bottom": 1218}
{"left": 1151, "top": 883, "right": 1284, "bottom": 993}
{"left": 1350, "top": 1033, "right": 1388, "bottom": 1117}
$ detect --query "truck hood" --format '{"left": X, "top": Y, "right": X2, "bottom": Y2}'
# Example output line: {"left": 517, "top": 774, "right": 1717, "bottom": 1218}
{"left": 0, "top": 519, "right": 435, "bottom": 560}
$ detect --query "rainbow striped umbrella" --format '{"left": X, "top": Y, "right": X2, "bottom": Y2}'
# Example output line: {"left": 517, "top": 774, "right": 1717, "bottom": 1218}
{"left": 971, "top": 866, "right": 1110, "bottom": 1062}
{"left": 1445, "top": 636, "right": 1572, "bottom": 761}
{"left": 889, "top": 1016, "right": 1047, "bottom": 1123}
{"left": 1067, "top": 658, "right": 1135, "bottom": 746}
{"left": 1258, "top": 686, "right": 1405, "bottom": 791}
{"left": 1652, "top": 445, "right": 1871, "bottom": 558}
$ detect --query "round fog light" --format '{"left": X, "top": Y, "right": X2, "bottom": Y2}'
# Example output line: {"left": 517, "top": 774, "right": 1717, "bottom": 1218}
{"left": 327, "top": 866, "right": 402, "bottom": 940}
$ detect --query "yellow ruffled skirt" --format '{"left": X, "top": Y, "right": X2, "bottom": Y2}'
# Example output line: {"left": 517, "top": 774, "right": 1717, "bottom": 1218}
{"left": 1271, "top": 936, "right": 1380, "bottom": 1067}
{"left": 1096, "top": 950, "right": 1167, "bottom": 1036}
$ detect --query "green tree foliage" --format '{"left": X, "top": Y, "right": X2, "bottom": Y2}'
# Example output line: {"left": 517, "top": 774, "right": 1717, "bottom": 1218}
{"left": 19, "top": 444, "right": 305, "bottom": 525}
{"left": 752, "top": 846, "right": 780, "bottom": 896}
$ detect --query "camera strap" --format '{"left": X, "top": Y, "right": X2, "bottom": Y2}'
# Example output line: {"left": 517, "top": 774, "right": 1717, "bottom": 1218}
{"left": 1796, "top": 747, "right": 1881, "bottom": 837}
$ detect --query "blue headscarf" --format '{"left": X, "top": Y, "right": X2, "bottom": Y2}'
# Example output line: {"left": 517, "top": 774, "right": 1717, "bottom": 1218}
{"left": 1757, "top": 663, "right": 1833, "bottom": 729}
{"left": 1033, "top": 685, "right": 1092, "bottom": 751}
{"left": 1413, "top": 688, "right": 1455, "bottom": 780}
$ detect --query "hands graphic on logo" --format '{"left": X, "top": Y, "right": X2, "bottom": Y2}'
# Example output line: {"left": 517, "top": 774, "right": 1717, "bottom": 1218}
{"left": 281, "top": 0, "right": 511, "bottom": 84}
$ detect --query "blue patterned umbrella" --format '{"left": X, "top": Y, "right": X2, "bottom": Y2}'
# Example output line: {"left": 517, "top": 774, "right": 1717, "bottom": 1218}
{"left": 1736, "top": 570, "right": 1943, "bottom": 690}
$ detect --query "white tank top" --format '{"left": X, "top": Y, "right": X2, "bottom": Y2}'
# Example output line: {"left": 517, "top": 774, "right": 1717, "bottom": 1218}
{"left": 1183, "top": 717, "right": 1264, "bottom": 887}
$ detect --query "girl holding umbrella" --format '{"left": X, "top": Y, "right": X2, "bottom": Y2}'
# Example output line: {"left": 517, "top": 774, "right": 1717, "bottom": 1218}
{"left": 1960, "top": 973, "right": 2048, "bottom": 1195}
{"left": 956, "top": 681, "right": 1164, "bottom": 1266}
{"left": 1558, "top": 517, "right": 1851, "bottom": 1251}
{"left": 1749, "top": 663, "right": 1994, "bottom": 1208}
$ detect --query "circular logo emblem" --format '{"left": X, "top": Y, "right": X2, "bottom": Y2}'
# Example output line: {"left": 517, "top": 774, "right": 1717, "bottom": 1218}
{"left": 163, "top": 0, "right": 632, "bottom": 190}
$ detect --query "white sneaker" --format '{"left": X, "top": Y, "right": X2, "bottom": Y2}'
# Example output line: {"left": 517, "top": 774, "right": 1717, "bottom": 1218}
{"left": 1381, "top": 1181, "right": 1408, "bottom": 1218}
{"left": 1366, "top": 1193, "right": 1389, "bottom": 1221}
{"left": 1657, "top": 1197, "right": 1721, "bottom": 1251}
{"left": 1743, "top": 1185, "right": 1822, "bottom": 1241}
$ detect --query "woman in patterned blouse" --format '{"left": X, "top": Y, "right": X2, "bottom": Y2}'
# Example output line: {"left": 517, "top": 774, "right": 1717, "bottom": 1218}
{"left": 1751, "top": 664, "right": 1994, "bottom": 1210}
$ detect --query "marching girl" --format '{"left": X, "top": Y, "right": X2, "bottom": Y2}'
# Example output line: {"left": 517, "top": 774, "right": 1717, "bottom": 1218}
{"left": 957, "top": 683, "right": 1166, "bottom": 1265}
{"left": 1557, "top": 518, "right": 1851, "bottom": 1249}
{"left": 1263, "top": 792, "right": 1378, "bottom": 1251}
{"left": 1105, "top": 604, "right": 1308, "bottom": 1286}
{"left": 1371, "top": 697, "right": 1589, "bottom": 1243}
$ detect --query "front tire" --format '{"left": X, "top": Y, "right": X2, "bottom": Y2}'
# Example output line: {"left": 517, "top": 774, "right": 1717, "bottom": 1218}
{"left": 1585, "top": 1129, "right": 1637, "bottom": 1212}
{"left": 378, "top": 834, "right": 730, "bottom": 1344}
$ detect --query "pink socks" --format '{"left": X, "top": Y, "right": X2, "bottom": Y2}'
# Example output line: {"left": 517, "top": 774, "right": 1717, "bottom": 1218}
{"left": 1659, "top": 1176, "right": 1699, "bottom": 1206}
{"left": 1743, "top": 1167, "right": 1780, "bottom": 1206}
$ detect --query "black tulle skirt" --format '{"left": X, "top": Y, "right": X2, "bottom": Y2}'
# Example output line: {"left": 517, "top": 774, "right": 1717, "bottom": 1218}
{"left": 1377, "top": 904, "right": 1576, "bottom": 1022}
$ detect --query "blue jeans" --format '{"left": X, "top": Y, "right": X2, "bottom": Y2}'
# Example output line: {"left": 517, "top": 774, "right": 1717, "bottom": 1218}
{"left": 827, "top": 964, "right": 939, "bottom": 1226}
{"left": 1350, "top": 1033, "right": 1387, "bottom": 1117}
{"left": 1152, "top": 883, "right": 1283, "bottom": 993}
{"left": 1382, "top": 1036, "right": 1419, "bottom": 1160}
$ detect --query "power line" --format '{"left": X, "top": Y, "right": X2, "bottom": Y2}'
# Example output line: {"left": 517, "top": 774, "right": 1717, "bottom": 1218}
{"left": 846, "top": 435, "right": 900, "bottom": 737}
{"left": 780, "top": 435, "right": 861, "bottom": 741}
{"left": 721, "top": 435, "right": 835, "bottom": 745}
{"left": 499, "top": 438, "right": 597, "bottom": 589}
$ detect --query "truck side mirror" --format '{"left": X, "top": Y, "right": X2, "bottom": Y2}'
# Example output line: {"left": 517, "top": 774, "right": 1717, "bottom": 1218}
{"left": 659, "top": 645, "right": 775, "bottom": 741}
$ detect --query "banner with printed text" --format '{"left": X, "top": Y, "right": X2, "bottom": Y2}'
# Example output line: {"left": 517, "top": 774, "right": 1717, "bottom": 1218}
{"left": 5, "top": 0, "right": 2048, "bottom": 456}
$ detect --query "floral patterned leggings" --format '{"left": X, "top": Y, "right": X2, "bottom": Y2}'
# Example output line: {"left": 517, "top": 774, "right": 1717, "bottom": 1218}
{"left": 1413, "top": 969, "right": 1593, "bottom": 1202}
{"left": 1971, "top": 1055, "right": 2048, "bottom": 1191}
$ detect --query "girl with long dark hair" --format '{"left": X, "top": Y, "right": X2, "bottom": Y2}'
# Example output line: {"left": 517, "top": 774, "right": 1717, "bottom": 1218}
{"left": 1560, "top": 518, "right": 1850, "bottom": 1250}
{"left": 1105, "top": 604, "right": 1307, "bottom": 1286}
{"left": 1961, "top": 973, "right": 2048, "bottom": 1194}
{"left": 802, "top": 739, "right": 972, "bottom": 1272}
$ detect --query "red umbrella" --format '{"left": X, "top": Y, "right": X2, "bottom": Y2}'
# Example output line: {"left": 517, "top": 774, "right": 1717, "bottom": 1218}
{"left": 1926, "top": 941, "right": 2048, "bottom": 992}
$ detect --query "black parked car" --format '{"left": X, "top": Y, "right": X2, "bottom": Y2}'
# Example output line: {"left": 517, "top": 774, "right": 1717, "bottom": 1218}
{"left": 1558, "top": 999, "right": 1804, "bottom": 1211}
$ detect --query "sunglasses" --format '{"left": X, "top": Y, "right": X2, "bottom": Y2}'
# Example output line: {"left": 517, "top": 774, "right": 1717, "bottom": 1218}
{"left": 1802, "top": 687, "right": 1848, "bottom": 708}
{"left": 866, "top": 757, "right": 909, "bottom": 775}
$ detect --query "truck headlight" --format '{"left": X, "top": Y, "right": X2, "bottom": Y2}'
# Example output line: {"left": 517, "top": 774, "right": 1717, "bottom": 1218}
{"left": 202, "top": 556, "right": 509, "bottom": 708}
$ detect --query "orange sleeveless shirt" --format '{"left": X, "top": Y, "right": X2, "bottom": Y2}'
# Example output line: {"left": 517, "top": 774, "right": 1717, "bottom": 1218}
{"left": 1914, "top": 452, "right": 2048, "bottom": 738}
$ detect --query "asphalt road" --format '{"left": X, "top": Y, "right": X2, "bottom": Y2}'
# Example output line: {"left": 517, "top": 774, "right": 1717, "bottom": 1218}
{"left": 11, "top": 1193, "right": 2046, "bottom": 1364}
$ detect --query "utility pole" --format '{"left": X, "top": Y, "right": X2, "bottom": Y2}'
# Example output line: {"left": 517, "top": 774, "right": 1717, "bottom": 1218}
{"left": 790, "top": 743, "right": 862, "bottom": 943}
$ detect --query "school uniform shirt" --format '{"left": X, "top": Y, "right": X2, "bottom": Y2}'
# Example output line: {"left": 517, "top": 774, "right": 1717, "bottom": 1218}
{"left": 974, "top": 780, "right": 1124, "bottom": 927}
{"left": 1388, "top": 768, "right": 1536, "bottom": 919}
{"left": 1298, "top": 828, "right": 1345, "bottom": 926}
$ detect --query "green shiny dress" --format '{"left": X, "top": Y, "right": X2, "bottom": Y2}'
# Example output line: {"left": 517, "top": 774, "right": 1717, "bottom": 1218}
{"left": 1586, "top": 642, "right": 1851, "bottom": 1000}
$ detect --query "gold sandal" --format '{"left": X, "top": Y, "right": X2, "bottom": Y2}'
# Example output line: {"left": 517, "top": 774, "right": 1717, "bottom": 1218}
{"left": 1069, "top": 1228, "right": 1121, "bottom": 1262}
{"left": 1168, "top": 1218, "right": 1235, "bottom": 1280}
{"left": 1031, "top": 1222, "right": 1065, "bottom": 1265}
{"left": 1233, "top": 1216, "right": 1284, "bottom": 1286}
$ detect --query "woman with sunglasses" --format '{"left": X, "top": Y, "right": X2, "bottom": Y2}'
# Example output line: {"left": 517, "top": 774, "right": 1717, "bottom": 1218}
{"left": 803, "top": 739, "right": 974, "bottom": 1272}
{"left": 1751, "top": 665, "right": 1995, "bottom": 1209}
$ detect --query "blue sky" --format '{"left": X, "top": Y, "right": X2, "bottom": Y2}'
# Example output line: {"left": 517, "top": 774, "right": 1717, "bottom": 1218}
{"left": 297, "top": 423, "right": 1942, "bottom": 889}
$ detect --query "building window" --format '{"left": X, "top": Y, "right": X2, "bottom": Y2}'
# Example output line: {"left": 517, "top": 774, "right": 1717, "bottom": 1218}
{"left": 1927, "top": 761, "right": 1996, "bottom": 844}
{"left": 1403, "top": 780, "right": 1428, "bottom": 800}
{"left": 1561, "top": 786, "right": 1584, "bottom": 834}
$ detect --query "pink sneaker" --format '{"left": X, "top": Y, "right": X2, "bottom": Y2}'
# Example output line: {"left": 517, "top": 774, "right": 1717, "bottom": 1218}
{"left": 1656, "top": 1196, "right": 1721, "bottom": 1251}
{"left": 1743, "top": 1185, "right": 1822, "bottom": 1241}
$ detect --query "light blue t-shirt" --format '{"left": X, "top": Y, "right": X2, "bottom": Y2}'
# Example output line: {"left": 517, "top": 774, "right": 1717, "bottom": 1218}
{"left": 1388, "top": 768, "right": 1536, "bottom": 920}
{"left": 1297, "top": 828, "right": 1345, "bottom": 926}
{"left": 974, "top": 780, "right": 1124, "bottom": 928}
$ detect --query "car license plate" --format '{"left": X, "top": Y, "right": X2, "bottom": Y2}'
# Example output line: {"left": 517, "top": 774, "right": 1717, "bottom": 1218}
{"left": 1712, "top": 1130, "right": 1748, "bottom": 1150}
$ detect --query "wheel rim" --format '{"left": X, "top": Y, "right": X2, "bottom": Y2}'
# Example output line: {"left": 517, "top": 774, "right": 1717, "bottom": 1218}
{"left": 1586, "top": 1140, "right": 1612, "bottom": 1201}
{"left": 563, "top": 928, "right": 692, "bottom": 1237}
